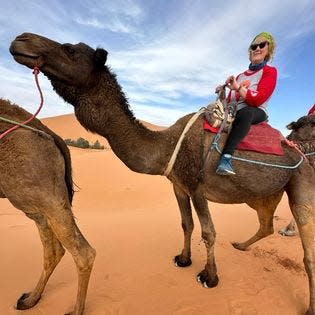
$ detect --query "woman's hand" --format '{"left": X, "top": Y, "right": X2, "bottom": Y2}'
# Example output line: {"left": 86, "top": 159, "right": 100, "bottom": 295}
{"left": 225, "top": 75, "right": 240, "bottom": 91}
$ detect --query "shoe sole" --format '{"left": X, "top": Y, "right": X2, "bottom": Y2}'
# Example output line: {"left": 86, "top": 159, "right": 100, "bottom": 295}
{"left": 216, "top": 169, "right": 236, "bottom": 176}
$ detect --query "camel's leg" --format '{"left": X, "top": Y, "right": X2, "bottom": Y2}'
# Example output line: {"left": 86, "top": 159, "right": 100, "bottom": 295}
{"left": 286, "top": 174, "right": 315, "bottom": 315}
{"left": 278, "top": 218, "right": 297, "bottom": 236}
{"left": 173, "top": 184, "right": 194, "bottom": 267}
{"left": 232, "top": 192, "right": 283, "bottom": 251}
{"left": 45, "top": 206, "right": 96, "bottom": 315}
{"left": 191, "top": 190, "right": 218, "bottom": 288}
{"left": 16, "top": 213, "right": 65, "bottom": 310}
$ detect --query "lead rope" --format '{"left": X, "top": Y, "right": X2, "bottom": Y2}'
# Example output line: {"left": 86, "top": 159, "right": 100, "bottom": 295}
{"left": 0, "top": 66, "right": 44, "bottom": 140}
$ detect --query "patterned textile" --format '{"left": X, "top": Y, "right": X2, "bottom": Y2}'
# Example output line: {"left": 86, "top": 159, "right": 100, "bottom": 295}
{"left": 204, "top": 120, "right": 284, "bottom": 155}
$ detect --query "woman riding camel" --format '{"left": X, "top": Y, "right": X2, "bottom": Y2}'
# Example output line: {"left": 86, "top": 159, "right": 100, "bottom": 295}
{"left": 216, "top": 32, "right": 277, "bottom": 175}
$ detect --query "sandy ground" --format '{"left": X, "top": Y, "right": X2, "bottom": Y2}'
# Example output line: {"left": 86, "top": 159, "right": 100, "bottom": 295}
{"left": 0, "top": 114, "right": 309, "bottom": 315}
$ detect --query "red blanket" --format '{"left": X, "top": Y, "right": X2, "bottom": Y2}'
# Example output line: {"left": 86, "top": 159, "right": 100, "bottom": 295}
{"left": 204, "top": 120, "right": 284, "bottom": 155}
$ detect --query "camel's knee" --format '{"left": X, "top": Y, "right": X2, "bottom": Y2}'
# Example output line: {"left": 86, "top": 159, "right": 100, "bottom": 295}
{"left": 292, "top": 204, "right": 313, "bottom": 226}
{"left": 202, "top": 231, "right": 216, "bottom": 247}
{"left": 75, "top": 247, "right": 96, "bottom": 273}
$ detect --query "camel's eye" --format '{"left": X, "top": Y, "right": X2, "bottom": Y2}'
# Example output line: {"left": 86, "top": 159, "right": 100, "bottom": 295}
{"left": 63, "top": 44, "right": 75, "bottom": 55}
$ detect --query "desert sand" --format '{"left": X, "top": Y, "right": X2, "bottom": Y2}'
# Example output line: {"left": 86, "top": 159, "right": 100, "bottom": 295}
{"left": 0, "top": 114, "right": 308, "bottom": 315}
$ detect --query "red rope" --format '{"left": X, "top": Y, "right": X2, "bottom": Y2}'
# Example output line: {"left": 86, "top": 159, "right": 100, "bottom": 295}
{"left": 284, "top": 138, "right": 307, "bottom": 160}
{"left": 0, "top": 66, "right": 44, "bottom": 140}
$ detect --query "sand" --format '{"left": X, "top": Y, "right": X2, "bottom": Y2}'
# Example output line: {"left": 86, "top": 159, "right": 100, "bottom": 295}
{"left": 0, "top": 114, "right": 308, "bottom": 315}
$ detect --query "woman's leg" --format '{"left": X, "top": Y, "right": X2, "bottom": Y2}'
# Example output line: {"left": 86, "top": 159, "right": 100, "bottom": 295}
{"left": 217, "top": 106, "right": 267, "bottom": 175}
{"left": 222, "top": 106, "right": 267, "bottom": 155}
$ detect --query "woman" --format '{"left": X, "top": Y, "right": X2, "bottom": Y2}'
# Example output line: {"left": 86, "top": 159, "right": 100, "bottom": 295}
{"left": 216, "top": 32, "right": 277, "bottom": 175}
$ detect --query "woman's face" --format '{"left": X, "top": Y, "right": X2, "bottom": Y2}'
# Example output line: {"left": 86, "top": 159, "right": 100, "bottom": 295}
{"left": 249, "top": 40, "right": 269, "bottom": 65}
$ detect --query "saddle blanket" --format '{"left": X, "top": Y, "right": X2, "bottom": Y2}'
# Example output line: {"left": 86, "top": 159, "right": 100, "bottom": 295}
{"left": 203, "top": 120, "right": 284, "bottom": 156}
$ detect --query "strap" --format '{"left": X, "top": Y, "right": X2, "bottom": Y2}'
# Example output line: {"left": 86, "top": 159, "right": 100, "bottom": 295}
{"left": 164, "top": 108, "right": 206, "bottom": 177}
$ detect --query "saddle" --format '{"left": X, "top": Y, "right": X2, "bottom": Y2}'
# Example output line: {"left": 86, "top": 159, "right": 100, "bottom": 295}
{"left": 203, "top": 102, "right": 284, "bottom": 156}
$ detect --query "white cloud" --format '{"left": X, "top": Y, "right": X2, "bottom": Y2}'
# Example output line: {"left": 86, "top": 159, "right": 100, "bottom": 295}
{"left": 75, "top": 17, "right": 135, "bottom": 34}
{"left": 133, "top": 104, "right": 189, "bottom": 126}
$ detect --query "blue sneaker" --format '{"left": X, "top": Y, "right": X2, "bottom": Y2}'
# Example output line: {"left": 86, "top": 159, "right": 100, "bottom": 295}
{"left": 216, "top": 154, "right": 236, "bottom": 175}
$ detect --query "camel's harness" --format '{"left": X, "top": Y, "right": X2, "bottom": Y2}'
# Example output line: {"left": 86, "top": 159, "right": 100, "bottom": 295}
{"left": 164, "top": 86, "right": 312, "bottom": 177}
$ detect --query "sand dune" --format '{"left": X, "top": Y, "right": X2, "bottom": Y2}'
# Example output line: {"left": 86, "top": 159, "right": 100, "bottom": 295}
{"left": 0, "top": 114, "right": 308, "bottom": 314}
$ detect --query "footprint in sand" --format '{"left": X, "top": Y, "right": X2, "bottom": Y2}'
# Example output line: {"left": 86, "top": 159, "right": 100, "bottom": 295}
{"left": 9, "top": 224, "right": 26, "bottom": 229}
{"left": 228, "top": 300, "right": 258, "bottom": 315}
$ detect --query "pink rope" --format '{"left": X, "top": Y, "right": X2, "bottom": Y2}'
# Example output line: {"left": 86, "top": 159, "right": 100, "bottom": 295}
{"left": 0, "top": 66, "right": 44, "bottom": 140}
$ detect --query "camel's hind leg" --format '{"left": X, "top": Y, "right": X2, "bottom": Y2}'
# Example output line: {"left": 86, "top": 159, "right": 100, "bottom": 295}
{"left": 191, "top": 189, "right": 218, "bottom": 288}
{"left": 45, "top": 206, "right": 96, "bottom": 315}
{"left": 173, "top": 184, "right": 194, "bottom": 267}
{"left": 16, "top": 213, "right": 65, "bottom": 310}
{"left": 286, "top": 170, "right": 315, "bottom": 315}
{"left": 232, "top": 191, "right": 283, "bottom": 251}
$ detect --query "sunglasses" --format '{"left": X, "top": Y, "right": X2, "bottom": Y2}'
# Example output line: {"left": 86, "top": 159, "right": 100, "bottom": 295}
{"left": 250, "top": 41, "right": 268, "bottom": 51}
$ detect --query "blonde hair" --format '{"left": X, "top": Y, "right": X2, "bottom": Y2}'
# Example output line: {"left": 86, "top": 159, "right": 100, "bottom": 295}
{"left": 249, "top": 32, "right": 276, "bottom": 62}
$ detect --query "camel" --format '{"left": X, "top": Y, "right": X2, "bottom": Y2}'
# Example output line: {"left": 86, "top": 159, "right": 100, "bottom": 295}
{"left": 10, "top": 33, "right": 315, "bottom": 314}
{"left": 0, "top": 98, "right": 95, "bottom": 315}
{"left": 279, "top": 115, "right": 315, "bottom": 237}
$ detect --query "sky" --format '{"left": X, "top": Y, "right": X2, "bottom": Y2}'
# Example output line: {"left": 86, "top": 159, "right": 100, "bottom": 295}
{"left": 0, "top": 0, "right": 315, "bottom": 134}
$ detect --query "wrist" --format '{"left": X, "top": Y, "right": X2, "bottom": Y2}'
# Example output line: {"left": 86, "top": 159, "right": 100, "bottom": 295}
{"left": 237, "top": 85, "right": 242, "bottom": 92}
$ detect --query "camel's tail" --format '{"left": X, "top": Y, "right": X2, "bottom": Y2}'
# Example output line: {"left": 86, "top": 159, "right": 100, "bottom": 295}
{"left": 50, "top": 133, "right": 74, "bottom": 205}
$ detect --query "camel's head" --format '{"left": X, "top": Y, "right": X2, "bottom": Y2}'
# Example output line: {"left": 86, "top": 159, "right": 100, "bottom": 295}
{"left": 287, "top": 114, "right": 315, "bottom": 142}
{"left": 10, "top": 33, "right": 108, "bottom": 88}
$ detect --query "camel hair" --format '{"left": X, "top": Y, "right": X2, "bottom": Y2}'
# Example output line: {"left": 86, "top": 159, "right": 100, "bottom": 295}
{"left": 10, "top": 32, "right": 315, "bottom": 314}
{"left": 0, "top": 98, "right": 95, "bottom": 315}
{"left": 279, "top": 115, "right": 315, "bottom": 236}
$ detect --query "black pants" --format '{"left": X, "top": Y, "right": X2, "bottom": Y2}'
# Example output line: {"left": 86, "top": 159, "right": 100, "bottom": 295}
{"left": 222, "top": 106, "right": 267, "bottom": 155}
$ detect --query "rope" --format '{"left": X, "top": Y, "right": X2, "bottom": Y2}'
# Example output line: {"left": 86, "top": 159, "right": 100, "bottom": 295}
{"left": 0, "top": 116, "right": 47, "bottom": 136}
{"left": 164, "top": 108, "right": 206, "bottom": 176}
{"left": 213, "top": 143, "right": 304, "bottom": 169}
{"left": 0, "top": 66, "right": 44, "bottom": 140}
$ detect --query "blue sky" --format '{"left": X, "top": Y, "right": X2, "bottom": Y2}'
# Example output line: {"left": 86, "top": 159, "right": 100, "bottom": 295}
{"left": 0, "top": 0, "right": 314, "bottom": 134}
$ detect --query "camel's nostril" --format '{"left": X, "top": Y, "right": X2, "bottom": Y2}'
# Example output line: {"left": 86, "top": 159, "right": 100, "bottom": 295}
{"left": 15, "top": 33, "right": 32, "bottom": 41}
{"left": 15, "top": 36, "right": 28, "bottom": 42}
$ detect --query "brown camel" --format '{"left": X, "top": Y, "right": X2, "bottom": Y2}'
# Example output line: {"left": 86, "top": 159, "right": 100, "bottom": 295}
{"left": 10, "top": 33, "right": 315, "bottom": 314}
{"left": 0, "top": 98, "right": 96, "bottom": 315}
{"left": 279, "top": 115, "right": 315, "bottom": 236}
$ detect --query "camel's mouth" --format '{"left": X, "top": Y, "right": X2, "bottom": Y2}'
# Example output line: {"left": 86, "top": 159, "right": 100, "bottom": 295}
{"left": 9, "top": 44, "right": 42, "bottom": 69}
{"left": 10, "top": 51, "right": 40, "bottom": 59}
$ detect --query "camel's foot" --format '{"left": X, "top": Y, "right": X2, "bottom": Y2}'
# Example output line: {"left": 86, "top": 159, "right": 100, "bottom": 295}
{"left": 231, "top": 242, "right": 248, "bottom": 251}
{"left": 174, "top": 254, "right": 192, "bottom": 267}
{"left": 278, "top": 227, "right": 297, "bottom": 237}
{"left": 305, "top": 307, "right": 314, "bottom": 315}
{"left": 196, "top": 269, "right": 219, "bottom": 288}
{"left": 16, "top": 292, "right": 41, "bottom": 310}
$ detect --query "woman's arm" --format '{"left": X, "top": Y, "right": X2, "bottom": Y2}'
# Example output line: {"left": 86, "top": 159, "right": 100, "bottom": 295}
{"left": 244, "top": 67, "right": 277, "bottom": 107}
{"left": 226, "top": 67, "right": 277, "bottom": 106}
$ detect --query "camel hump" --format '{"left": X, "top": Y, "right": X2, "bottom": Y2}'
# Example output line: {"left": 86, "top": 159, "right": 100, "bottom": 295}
{"left": 0, "top": 98, "right": 74, "bottom": 204}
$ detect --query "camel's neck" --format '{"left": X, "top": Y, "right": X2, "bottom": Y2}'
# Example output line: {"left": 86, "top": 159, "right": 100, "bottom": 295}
{"left": 297, "top": 141, "right": 315, "bottom": 164}
{"left": 51, "top": 71, "right": 182, "bottom": 175}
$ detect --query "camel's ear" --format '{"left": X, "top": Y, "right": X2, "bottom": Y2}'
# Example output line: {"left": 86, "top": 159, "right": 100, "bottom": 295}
{"left": 94, "top": 48, "right": 108, "bottom": 67}
{"left": 286, "top": 121, "right": 296, "bottom": 130}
